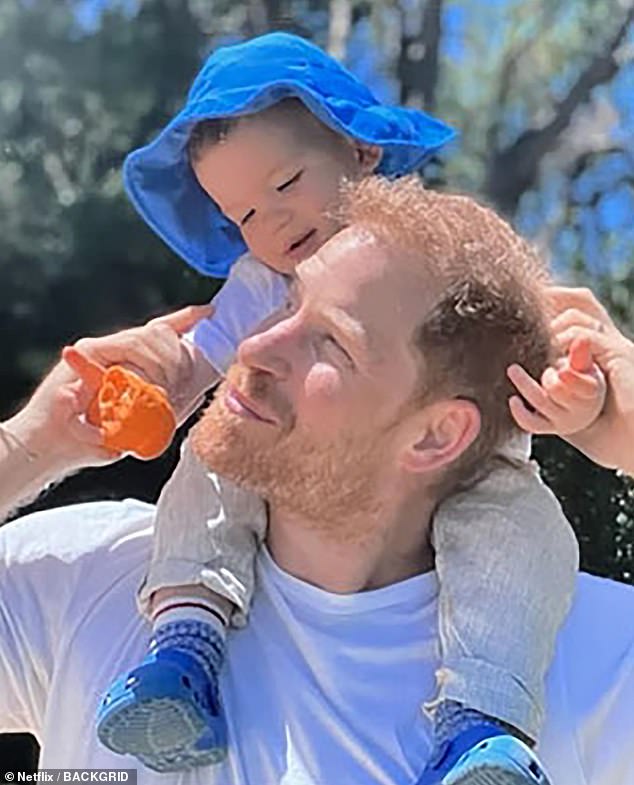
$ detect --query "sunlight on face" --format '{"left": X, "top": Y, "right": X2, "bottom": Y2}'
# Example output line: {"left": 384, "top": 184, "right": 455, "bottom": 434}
{"left": 192, "top": 228, "right": 431, "bottom": 524}
{"left": 192, "top": 114, "right": 369, "bottom": 274}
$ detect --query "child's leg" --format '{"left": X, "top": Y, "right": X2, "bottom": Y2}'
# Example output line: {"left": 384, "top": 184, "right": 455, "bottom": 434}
{"left": 96, "top": 436, "right": 267, "bottom": 772}
{"left": 138, "top": 434, "right": 267, "bottom": 625}
{"left": 418, "top": 436, "right": 578, "bottom": 783}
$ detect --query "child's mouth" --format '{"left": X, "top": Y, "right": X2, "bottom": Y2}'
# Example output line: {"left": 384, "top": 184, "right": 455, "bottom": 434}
{"left": 287, "top": 229, "right": 317, "bottom": 256}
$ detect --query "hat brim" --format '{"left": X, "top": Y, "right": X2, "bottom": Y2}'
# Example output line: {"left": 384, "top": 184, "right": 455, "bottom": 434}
{"left": 124, "top": 35, "right": 456, "bottom": 277}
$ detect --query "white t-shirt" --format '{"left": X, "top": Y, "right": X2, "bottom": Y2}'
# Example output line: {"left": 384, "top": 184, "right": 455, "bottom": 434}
{"left": 1, "top": 499, "right": 633, "bottom": 785}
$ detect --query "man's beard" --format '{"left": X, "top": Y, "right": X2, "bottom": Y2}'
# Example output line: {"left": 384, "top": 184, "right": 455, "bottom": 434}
{"left": 191, "top": 367, "right": 387, "bottom": 534}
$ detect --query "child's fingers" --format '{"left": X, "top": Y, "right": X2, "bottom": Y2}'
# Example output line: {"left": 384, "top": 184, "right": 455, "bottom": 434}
{"left": 506, "top": 364, "right": 566, "bottom": 421}
{"left": 541, "top": 367, "right": 603, "bottom": 412}
{"left": 508, "top": 395, "right": 555, "bottom": 435}
{"left": 568, "top": 337, "right": 592, "bottom": 374}
{"left": 556, "top": 325, "right": 610, "bottom": 358}
{"left": 550, "top": 308, "right": 601, "bottom": 338}
{"left": 540, "top": 366, "right": 579, "bottom": 409}
{"left": 149, "top": 303, "right": 214, "bottom": 336}
{"left": 548, "top": 287, "right": 611, "bottom": 323}
{"left": 62, "top": 346, "right": 105, "bottom": 389}
{"left": 557, "top": 367, "right": 604, "bottom": 400}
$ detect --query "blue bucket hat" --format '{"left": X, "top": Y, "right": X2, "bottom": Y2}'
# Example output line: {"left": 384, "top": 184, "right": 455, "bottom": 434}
{"left": 124, "top": 32, "right": 456, "bottom": 278}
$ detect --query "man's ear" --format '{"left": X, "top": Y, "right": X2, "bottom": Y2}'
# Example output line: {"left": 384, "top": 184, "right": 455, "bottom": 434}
{"left": 399, "top": 399, "right": 481, "bottom": 475}
{"left": 351, "top": 142, "right": 383, "bottom": 175}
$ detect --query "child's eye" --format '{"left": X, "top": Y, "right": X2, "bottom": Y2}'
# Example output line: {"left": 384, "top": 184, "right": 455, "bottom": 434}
{"left": 277, "top": 170, "right": 303, "bottom": 192}
{"left": 241, "top": 208, "right": 255, "bottom": 226}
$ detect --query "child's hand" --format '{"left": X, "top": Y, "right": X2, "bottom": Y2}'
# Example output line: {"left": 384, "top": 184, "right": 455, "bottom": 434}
{"left": 540, "top": 286, "right": 634, "bottom": 474}
{"left": 506, "top": 336, "right": 607, "bottom": 437}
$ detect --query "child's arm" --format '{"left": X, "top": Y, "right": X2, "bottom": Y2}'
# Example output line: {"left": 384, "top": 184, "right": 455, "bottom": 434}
{"left": 137, "top": 254, "right": 289, "bottom": 622}
{"left": 508, "top": 286, "right": 634, "bottom": 475}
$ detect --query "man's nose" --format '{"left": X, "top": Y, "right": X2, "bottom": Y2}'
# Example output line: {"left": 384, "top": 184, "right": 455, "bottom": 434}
{"left": 237, "top": 316, "right": 296, "bottom": 379}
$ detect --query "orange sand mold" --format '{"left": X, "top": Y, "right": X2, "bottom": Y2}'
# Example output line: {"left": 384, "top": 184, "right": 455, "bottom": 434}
{"left": 87, "top": 366, "right": 176, "bottom": 459}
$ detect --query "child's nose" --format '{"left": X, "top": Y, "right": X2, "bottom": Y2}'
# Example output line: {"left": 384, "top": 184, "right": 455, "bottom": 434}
{"left": 264, "top": 206, "right": 293, "bottom": 236}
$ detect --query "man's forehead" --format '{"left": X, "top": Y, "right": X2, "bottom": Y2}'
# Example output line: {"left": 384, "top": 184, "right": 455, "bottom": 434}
{"left": 295, "top": 227, "right": 428, "bottom": 360}
{"left": 297, "top": 227, "right": 427, "bottom": 307}
{"left": 297, "top": 227, "right": 382, "bottom": 284}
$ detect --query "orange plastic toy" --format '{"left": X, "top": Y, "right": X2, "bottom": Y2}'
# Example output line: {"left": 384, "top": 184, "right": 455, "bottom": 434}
{"left": 87, "top": 366, "right": 176, "bottom": 460}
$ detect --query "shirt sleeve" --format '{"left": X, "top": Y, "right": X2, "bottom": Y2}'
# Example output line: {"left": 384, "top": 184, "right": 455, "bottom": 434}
{"left": 185, "top": 253, "right": 290, "bottom": 375}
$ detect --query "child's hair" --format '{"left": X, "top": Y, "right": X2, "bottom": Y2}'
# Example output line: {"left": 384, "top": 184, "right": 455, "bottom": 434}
{"left": 187, "top": 98, "right": 351, "bottom": 163}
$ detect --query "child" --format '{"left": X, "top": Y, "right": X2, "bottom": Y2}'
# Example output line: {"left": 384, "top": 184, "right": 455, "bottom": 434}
{"left": 85, "top": 33, "right": 602, "bottom": 784}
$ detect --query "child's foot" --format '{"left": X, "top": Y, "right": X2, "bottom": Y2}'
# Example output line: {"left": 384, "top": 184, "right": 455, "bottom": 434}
{"left": 96, "top": 619, "right": 227, "bottom": 772}
{"left": 443, "top": 733, "right": 551, "bottom": 784}
{"left": 415, "top": 725, "right": 551, "bottom": 785}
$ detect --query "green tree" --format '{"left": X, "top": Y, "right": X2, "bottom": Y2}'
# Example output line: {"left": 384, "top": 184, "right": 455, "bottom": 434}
{"left": 1, "top": 0, "right": 632, "bottom": 769}
{"left": 1, "top": 0, "right": 632, "bottom": 583}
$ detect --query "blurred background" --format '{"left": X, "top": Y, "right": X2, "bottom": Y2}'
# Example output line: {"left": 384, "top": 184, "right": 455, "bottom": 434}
{"left": 1, "top": 0, "right": 633, "bottom": 773}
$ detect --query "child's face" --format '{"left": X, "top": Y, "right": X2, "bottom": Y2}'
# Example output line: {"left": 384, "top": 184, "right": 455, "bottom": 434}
{"left": 192, "top": 115, "right": 380, "bottom": 274}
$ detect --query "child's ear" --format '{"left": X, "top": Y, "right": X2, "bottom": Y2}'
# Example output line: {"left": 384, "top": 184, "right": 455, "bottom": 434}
{"left": 353, "top": 142, "right": 383, "bottom": 175}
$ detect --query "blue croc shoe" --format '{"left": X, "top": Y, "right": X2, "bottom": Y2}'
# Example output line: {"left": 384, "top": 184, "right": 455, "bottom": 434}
{"left": 97, "top": 646, "right": 227, "bottom": 772}
{"left": 443, "top": 734, "right": 551, "bottom": 785}
{"left": 416, "top": 724, "right": 551, "bottom": 785}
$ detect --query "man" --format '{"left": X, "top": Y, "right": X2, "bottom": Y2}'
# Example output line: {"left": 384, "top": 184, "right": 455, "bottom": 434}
{"left": 1, "top": 178, "right": 633, "bottom": 785}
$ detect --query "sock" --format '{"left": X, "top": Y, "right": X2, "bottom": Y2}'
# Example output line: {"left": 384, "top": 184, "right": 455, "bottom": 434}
{"left": 433, "top": 700, "right": 534, "bottom": 751}
{"left": 148, "top": 618, "right": 225, "bottom": 688}
{"left": 151, "top": 593, "right": 229, "bottom": 639}
{"left": 149, "top": 594, "right": 229, "bottom": 686}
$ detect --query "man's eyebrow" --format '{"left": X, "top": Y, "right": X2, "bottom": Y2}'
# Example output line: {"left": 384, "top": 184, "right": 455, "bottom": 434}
{"left": 293, "top": 279, "right": 378, "bottom": 364}
{"left": 320, "top": 306, "right": 376, "bottom": 362}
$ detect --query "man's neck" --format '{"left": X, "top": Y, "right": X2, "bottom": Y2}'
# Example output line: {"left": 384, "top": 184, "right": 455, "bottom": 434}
{"left": 266, "top": 487, "right": 436, "bottom": 594}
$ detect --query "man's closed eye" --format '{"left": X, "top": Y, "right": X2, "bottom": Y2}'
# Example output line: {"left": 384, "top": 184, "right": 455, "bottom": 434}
{"left": 322, "top": 335, "right": 354, "bottom": 368}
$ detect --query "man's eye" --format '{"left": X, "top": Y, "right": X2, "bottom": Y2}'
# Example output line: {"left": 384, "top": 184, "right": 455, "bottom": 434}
{"left": 277, "top": 170, "right": 303, "bottom": 192}
{"left": 323, "top": 335, "right": 354, "bottom": 367}
{"left": 241, "top": 209, "right": 255, "bottom": 226}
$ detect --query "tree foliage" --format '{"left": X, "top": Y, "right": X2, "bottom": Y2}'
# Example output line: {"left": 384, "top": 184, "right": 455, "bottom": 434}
{"left": 1, "top": 0, "right": 633, "bottom": 585}
{"left": 1, "top": 0, "right": 633, "bottom": 769}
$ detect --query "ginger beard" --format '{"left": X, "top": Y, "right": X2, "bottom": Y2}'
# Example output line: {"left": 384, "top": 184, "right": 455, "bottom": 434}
{"left": 191, "top": 365, "right": 387, "bottom": 533}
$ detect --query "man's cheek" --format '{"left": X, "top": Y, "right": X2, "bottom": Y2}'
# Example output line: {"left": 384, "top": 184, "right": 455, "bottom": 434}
{"left": 303, "top": 363, "right": 345, "bottom": 407}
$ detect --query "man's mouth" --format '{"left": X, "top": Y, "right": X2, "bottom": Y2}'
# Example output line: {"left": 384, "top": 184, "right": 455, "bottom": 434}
{"left": 286, "top": 229, "right": 317, "bottom": 257}
{"left": 224, "top": 385, "right": 278, "bottom": 425}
